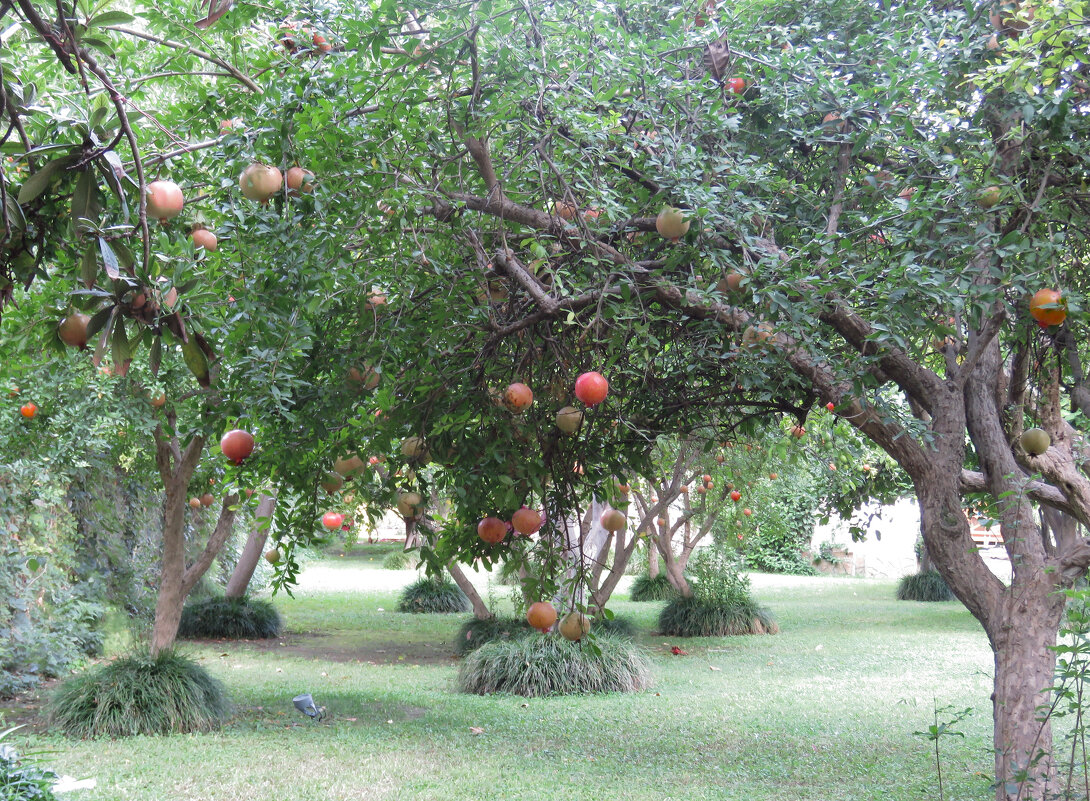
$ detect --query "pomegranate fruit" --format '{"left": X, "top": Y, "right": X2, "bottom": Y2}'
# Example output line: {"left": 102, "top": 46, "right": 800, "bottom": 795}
{"left": 322, "top": 512, "right": 344, "bottom": 530}
{"left": 511, "top": 506, "right": 542, "bottom": 535}
{"left": 333, "top": 455, "right": 365, "bottom": 477}
{"left": 146, "top": 180, "right": 184, "bottom": 223}
{"left": 1029, "top": 288, "right": 1066, "bottom": 327}
{"left": 401, "top": 436, "right": 430, "bottom": 463}
{"left": 239, "top": 163, "right": 283, "bottom": 203}
{"left": 743, "top": 508, "right": 752, "bottom": 517}
{"left": 320, "top": 472, "right": 344, "bottom": 494}
{"left": 555, "top": 406, "right": 583, "bottom": 434}
{"left": 57, "top": 312, "right": 90, "bottom": 349}
{"left": 600, "top": 508, "right": 627, "bottom": 533}
{"left": 559, "top": 611, "right": 590, "bottom": 641}
{"left": 151, "top": 393, "right": 167, "bottom": 409}
{"left": 189, "top": 497, "right": 201, "bottom": 509}
{"left": 477, "top": 516, "right": 507, "bottom": 544}
{"left": 730, "top": 490, "right": 741, "bottom": 502}
{"left": 1020, "top": 427, "right": 1050, "bottom": 456}
{"left": 286, "top": 166, "right": 316, "bottom": 194}
{"left": 504, "top": 382, "right": 534, "bottom": 412}
{"left": 220, "top": 429, "right": 255, "bottom": 465}
{"left": 574, "top": 371, "right": 608, "bottom": 406}
{"left": 526, "top": 601, "right": 557, "bottom": 632}
{"left": 727, "top": 77, "right": 746, "bottom": 94}
{"left": 552, "top": 200, "right": 577, "bottom": 220}
{"left": 19, "top": 402, "right": 36, "bottom": 418}
{"left": 977, "top": 185, "right": 1002, "bottom": 209}
{"left": 396, "top": 491, "right": 425, "bottom": 518}
{"left": 200, "top": 493, "right": 215, "bottom": 507}
{"left": 655, "top": 206, "right": 690, "bottom": 240}
{"left": 264, "top": 547, "right": 281, "bottom": 564}
{"left": 191, "top": 228, "right": 218, "bottom": 251}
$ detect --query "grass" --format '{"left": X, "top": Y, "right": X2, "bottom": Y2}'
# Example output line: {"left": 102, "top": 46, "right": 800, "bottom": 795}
{"left": 659, "top": 595, "right": 779, "bottom": 637}
{"left": 458, "top": 634, "right": 652, "bottom": 697}
{"left": 629, "top": 573, "right": 679, "bottom": 602}
{"left": 454, "top": 616, "right": 532, "bottom": 656}
{"left": 11, "top": 545, "right": 997, "bottom": 801}
{"left": 397, "top": 575, "right": 471, "bottom": 614}
{"left": 178, "top": 596, "right": 282, "bottom": 639}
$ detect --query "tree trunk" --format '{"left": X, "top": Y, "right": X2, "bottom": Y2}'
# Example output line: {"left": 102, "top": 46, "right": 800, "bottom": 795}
{"left": 447, "top": 561, "right": 491, "bottom": 620}
{"left": 225, "top": 493, "right": 276, "bottom": 598}
{"left": 648, "top": 539, "right": 659, "bottom": 578}
{"left": 990, "top": 580, "right": 1066, "bottom": 801}
{"left": 150, "top": 471, "right": 189, "bottom": 655}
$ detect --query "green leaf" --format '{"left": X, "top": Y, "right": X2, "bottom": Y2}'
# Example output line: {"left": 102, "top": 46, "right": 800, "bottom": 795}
{"left": 17, "top": 155, "right": 75, "bottom": 204}
{"left": 71, "top": 168, "right": 98, "bottom": 223}
{"left": 149, "top": 335, "right": 162, "bottom": 378}
{"left": 86, "top": 10, "right": 135, "bottom": 27}
{"left": 182, "top": 335, "right": 210, "bottom": 388}
{"left": 98, "top": 237, "right": 120, "bottom": 279}
{"left": 80, "top": 243, "right": 98, "bottom": 288}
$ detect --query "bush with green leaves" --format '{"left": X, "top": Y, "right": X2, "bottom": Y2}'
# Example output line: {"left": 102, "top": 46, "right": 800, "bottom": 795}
{"left": 659, "top": 548, "right": 778, "bottom": 637}
{"left": 630, "top": 573, "right": 678, "bottom": 602}
{"left": 0, "top": 726, "right": 58, "bottom": 801}
{"left": 382, "top": 550, "right": 413, "bottom": 570}
{"left": 897, "top": 570, "right": 955, "bottom": 602}
{"left": 595, "top": 615, "right": 637, "bottom": 638}
{"left": 458, "top": 633, "right": 652, "bottom": 697}
{"left": 47, "top": 650, "right": 230, "bottom": 738}
{"left": 454, "top": 616, "right": 532, "bottom": 656}
{"left": 177, "top": 596, "right": 281, "bottom": 639}
{"left": 397, "top": 575, "right": 471, "bottom": 614}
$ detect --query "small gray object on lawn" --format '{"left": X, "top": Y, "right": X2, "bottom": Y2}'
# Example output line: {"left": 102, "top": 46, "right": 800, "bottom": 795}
{"left": 293, "top": 692, "right": 324, "bottom": 721}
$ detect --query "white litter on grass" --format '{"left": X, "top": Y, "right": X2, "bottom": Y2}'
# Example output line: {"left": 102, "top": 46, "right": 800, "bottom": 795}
{"left": 54, "top": 776, "right": 97, "bottom": 792}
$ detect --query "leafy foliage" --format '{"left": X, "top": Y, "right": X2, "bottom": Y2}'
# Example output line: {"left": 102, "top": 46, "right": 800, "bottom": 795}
{"left": 0, "top": 726, "right": 58, "bottom": 801}
{"left": 177, "top": 596, "right": 281, "bottom": 639}
{"left": 629, "top": 573, "right": 679, "bottom": 602}
{"left": 47, "top": 650, "right": 229, "bottom": 738}
{"left": 453, "top": 616, "right": 532, "bottom": 657}
{"left": 457, "top": 634, "right": 652, "bottom": 697}
{"left": 595, "top": 615, "right": 637, "bottom": 639}
{"left": 396, "top": 575, "right": 470, "bottom": 614}
{"left": 897, "top": 571, "right": 956, "bottom": 603}
{"left": 659, "top": 548, "right": 778, "bottom": 636}
{"left": 382, "top": 550, "right": 413, "bottom": 570}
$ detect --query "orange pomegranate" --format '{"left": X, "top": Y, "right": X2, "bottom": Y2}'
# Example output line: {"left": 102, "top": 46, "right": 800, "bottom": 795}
{"left": 191, "top": 228, "right": 218, "bottom": 251}
{"left": 511, "top": 507, "right": 543, "bottom": 535}
{"left": 526, "top": 601, "right": 557, "bottom": 632}
{"left": 504, "top": 382, "right": 534, "bottom": 412}
{"left": 574, "top": 371, "right": 609, "bottom": 406}
{"left": 1029, "top": 289, "right": 1066, "bottom": 327}
{"left": 57, "top": 313, "right": 90, "bottom": 349}
{"left": 146, "top": 180, "right": 184, "bottom": 223}
{"left": 239, "top": 163, "right": 283, "bottom": 203}
{"left": 220, "top": 429, "right": 255, "bottom": 465}
{"left": 286, "top": 166, "right": 316, "bottom": 194}
{"left": 478, "top": 516, "right": 507, "bottom": 544}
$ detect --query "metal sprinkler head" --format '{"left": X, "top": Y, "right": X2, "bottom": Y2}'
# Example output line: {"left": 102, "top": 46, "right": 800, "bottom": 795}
{"left": 292, "top": 692, "right": 325, "bottom": 721}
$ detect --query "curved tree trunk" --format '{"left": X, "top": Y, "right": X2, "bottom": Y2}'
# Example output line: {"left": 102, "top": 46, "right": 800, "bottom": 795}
{"left": 224, "top": 493, "right": 276, "bottom": 598}
{"left": 447, "top": 560, "right": 491, "bottom": 620}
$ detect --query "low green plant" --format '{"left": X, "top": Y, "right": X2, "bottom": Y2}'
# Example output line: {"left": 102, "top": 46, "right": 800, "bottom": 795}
{"left": 382, "top": 550, "right": 413, "bottom": 570}
{"left": 594, "top": 614, "right": 637, "bottom": 638}
{"left": 457, "top": 633, "right": 652, "bottom": 697}
{"left": 397, "top": 575, "right": 470, "bottom": 614}
{"left": 46, "top": 650, "right": 230, "bottom": 738}
{"left": 454, "top": 616, "right": 532, "bottom": 656}
{"left": 659, "top": 548, "right": 778, "bottom": 636}
{"left": 815, "top": 541, "right": 845, "bottom": 565}
{"left": 629, "top": 573, "right": 678, "bottom": 602}
{"left": 0, "top": 725, "right": 58, "bottom": 800}
{"left": 177, "top": 596, "right": 281, "bottom": 639}
{"left": 897, "top": 571, "right": 955, "bottom": 602}
{"left": 913, "top": 703, "right": 973, "bottom": 801}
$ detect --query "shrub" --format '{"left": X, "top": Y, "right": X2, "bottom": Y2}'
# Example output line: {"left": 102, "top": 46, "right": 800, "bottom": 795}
{"left": 177, "top": 596, "right": 281, "bottom": 639}
{"left": 659, "top": 547, "right": 778, "bottom": 636}
{"left": 458, "top": 634, "right": 652, "bottom": 697}
{"left": 382, "top": 550, "right": 413, "bottom": 570}
{"left": 397, "top": 575, "right": 470, "bottom": 614}
{"left": 494, "top": 559, "right": 523, "bottom": 587}
{"left": 897, "top": 570, "right": 955, "bottom": 602}
{"left": 47, "top": 650, "right": 230, "bottom": 738}
{"left": 0, "top": 726, "right": 58, "bottom": 800}
{"left": 630, "top": 573, "right": 678, "bottom": 602}
{"left": 454, "top": 616, "right": 532, "bottom": 656}
{"left": 595, "top": 615, "right": 636, "bottom": 638}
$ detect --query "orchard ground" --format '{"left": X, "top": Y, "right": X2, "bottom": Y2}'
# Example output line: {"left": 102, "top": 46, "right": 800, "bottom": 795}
{"left": 2, "top": 545, "right": 1008, "bottom": 801}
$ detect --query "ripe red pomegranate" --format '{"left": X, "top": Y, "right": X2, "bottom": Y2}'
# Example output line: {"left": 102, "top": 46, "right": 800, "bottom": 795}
{"left": 19, "top": 402, "right": 37, "bottom": 419}
{"left": 220, "top": 429, "right": 255, "bottom": 465}
{"left": 526, "top": 601, "right": 557, "bottom": 632}
{"left": 239, "top": 163, "right": 283, "bottom": 203}
{"left": 322, "top": 512, "right": 345, "bottom": 530}
{"left": 312, "top": 33, "right": 332, "bottom": 52}
{"left": 146, "top": 180, "right": 184, "bottom": 223}
{"left": 200, "top": 493, "right": 215, "bottom": 507}
{"left": 191, "top": 228, "right": 218, "bottom": 251}
{"left": 57, "top": 313, "right": 90, "bottom": 349}
{"left": 574, "top": 371, "right": 608, "bottom": 406}
{"left": 511, "top": 507, "right": 542, "bottom": 535}
{"left": 188, "top": 497, "right": 201, "bottom": 509}
{"left": 478, "top": 516, "right": 507, "bottom": 544}
{"left": 730, "top": 490, "right": 741, "bottom": 502}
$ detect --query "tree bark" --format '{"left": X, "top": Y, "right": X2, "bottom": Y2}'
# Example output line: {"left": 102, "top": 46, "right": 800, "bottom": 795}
{"left": 648, "top": 539, "right": 659, "bottom": 577}
{"left": 447, "top": 560, "right": 491, "bottom": 620}
{"left": 225, "top": 493, "right": 276, "bottom": 598}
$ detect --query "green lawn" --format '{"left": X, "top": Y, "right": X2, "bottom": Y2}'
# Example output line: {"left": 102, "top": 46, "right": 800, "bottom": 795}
{"left": 19, "top": 556, "right": 997, "bottom": 801}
